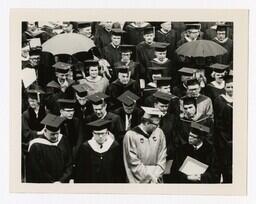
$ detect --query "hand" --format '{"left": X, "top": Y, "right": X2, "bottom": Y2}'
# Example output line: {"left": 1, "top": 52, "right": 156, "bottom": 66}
{"left": 187, "top": 174, "right": 201, "bottom": 181}
{"left": 150, "top": 175, "right": 159, "bottom": 184}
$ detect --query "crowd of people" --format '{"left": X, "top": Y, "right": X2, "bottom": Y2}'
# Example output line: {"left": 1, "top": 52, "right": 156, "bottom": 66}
{"left": 21, "top": 21, "right": 233, "bottom": 183}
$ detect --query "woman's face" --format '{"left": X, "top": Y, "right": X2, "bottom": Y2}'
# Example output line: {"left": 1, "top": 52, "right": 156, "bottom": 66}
{"left": 89, "top": 66, "right": 99, "bottom": 78}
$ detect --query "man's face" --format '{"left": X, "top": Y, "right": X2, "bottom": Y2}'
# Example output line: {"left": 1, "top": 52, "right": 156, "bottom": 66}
{"left": 225, "top": 82, "right": 233, "bottom": 97}
{"left": 60, "top": 108, "right": 74, "bottom": 120}
{"left": 121, "top": 52, "right": 131, "bottom": 62}
{"left": 155, "top": 51, "right": 167, "bottom": 61}
{"left": 93, "top": 129, "right": 108, "bottom": 145}
{"left": 146, "top": 117, "right": 160, "bottom": 135}
{"left": 158, "top": 85, "right": 171, "bottom": 94}
{"left": 29, "top": 55, "right": 40, "bottom": 67}
{"left": 44, "top": 128, "right": 60, "bottom": 143}
{"left": 187, "top": 29, "right": 199, "bottom": 40}
{"left": 183, "top": 104, "right": 196, "bottom": 119}
{"left": 89, "top": 66, "right": 99, "bottom": 78}
{"left": 93, "top": 103, "right": 107, "bottom": 118}
{"left": 62, "top": 23, "right": 73, "bottom": 33}
{"left": 123, "top": 103, "right": 136, "bottom": 115}
{"left": 79, "top": 26, "right": 92, "bottom": 38}
{"left": 216, "top": 31, "right": 226, "bottom": 41}
{"left": 155, "top": 102, "right": 168, "bottom": 115}
{"left": 56, "top": 72, "right": 69, "bottom": 84}
{"left": 119, "top": 72, "right": 130, "bottom": 85}
{"left": 28, "top": 98, "right": 39, "bottom": 109}
{"left": 27, "top": 22, "right": 36, "bottom": 32}
{"left": 104, "top": 21, "right": 113, "bottom": 31}
{"left": 111, "top": 35, "right": 121, "bottom": 46}
{"left": 188, "top": 132, "right": 201, "bottom": 146}
{"left": 187, "top": 84, "right": 201, "bottom": 97}
{"left": 76, "top": 94, "right": 87, "bottom": 106}
{"left": 144, "top": 33, "right": 154, "bottom": 44}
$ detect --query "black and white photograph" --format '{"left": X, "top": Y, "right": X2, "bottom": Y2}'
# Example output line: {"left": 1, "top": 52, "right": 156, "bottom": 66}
{"left": 20, "top": 20, "right": 234, "bottom": 184}
{"left": 8, "top": 9, "right": 248, "bottom": 196}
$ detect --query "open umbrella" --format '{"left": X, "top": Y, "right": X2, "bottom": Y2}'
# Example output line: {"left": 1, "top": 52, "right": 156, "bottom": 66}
{"left": 175, "top": 40, "right": 227, "bottom": 58}
{"left": 42, "top": 33, "right": 95, "bottom": 55}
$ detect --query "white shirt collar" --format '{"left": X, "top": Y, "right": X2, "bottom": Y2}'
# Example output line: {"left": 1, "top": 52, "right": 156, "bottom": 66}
{"left": 193, "top": 141, "right": 203, "bottom": 150}
{"left": 88, "top": 133, "right": 114, "bottom": 153}
{"left": 211, "top": 81, "right": 225, "bottom": 89}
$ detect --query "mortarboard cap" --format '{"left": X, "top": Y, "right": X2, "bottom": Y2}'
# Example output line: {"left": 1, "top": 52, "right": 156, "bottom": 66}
{"left": 141, "top": 106, "right": 163, "bottom": 119}
{"left": 72, "top": 83, "right": 88, "bottom": 97}
{"left": 182, "top": 96, "right": 197, "bottom": 107}
{"left": 216, "top": 24, "right": 228, "bottom": 32}
{"left": 87, "top": 92, "right": 109, "bottom": 105}
{"left": 148, "top": 66, "right": 167, "bottom": 75}
{"left": 120, "top": 44, "right": 135, "bottom": 53}
{"left": 186, "top": 78, "right": 200, "bottom": 86}
{"left": 111, "top": 28, "right": 126, "bottom": 36}
{"left": 53, "top": 62, "right": 72, "bottom": 74}
{"left": 156, "top": 77, "right": 172, "bottom": 87}
{"left": 152, "top": 42, "right": 170, "bottom": 52}
{"left": 41, "top": 113, "right": 66, "bottom": 132}
{"left": 77, "top": 22, "right": 91, "bottom": 29}
{"left": 185, "top": 22, "right": 201, "bottom": 30}
{"left": 87, "top": 119, "right": 112, "bottom": 131}
{"left": 84, "top": 59, "right": 99, "bottom": 68}
{"left": 178, "top": 67, "right": 199, "bottom": 76}
{"left": 116, "top": 66, "right": 130, "bottom": 74}
{"left": 29, "top": 49, "right": 41, "bottom": 56}
{"left": 26, "top": 88, "right": 45, "bottom": 102}
{"left": 153, "top": 91, "right": 172, "bottom": 104}
{"left": 190, "top": 122, "right": 210, "bottom": 138}
{"left": 143, "top": 26, "right": 154, "bottom": 35}
{"left": 117, "top": 90, "right": 140, "bottom": 107}
{"left": 224, "top": 75, "right": 233, "bottom": 83}
{"left": 209, "top": 63, "right": 229, "bottom": 73}
{"left": 161, "top": 21, "right": 172, "bottom": 29}
{"left": 57, "top": 98, "right": 76, "bottom": 109}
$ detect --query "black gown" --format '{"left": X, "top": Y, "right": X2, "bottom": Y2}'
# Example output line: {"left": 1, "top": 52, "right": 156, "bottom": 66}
{"left": 74, "top": 140, "right": 125, "bottom": 183}
{"left": 169, "top": 141, "right": 219, "bottom": 183}
{"left": 26, "top": 135, "right": 72, "bottom": 183}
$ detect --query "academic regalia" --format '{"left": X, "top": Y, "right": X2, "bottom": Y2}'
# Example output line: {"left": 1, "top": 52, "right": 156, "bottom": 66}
{"left": 22, "top": 106, "right": 47, "bottom": 153}
{"left": 73, "top": 102, "right": 93, "bottom": 121}
{"left": 102, "top": 44, "right": 121, "bottom": 67}
{"left": 173, "top": 83, "right": 187, "bottom": 98}
{"left": 106, "top": 79, "right": 140, "bottom": 110}
{"left": 155, "top": 29, "right": 177, "bottom": 60}
{"left": 123, "top": 126, "right": 167, "bottom": 183}
{"left": 169, "top": 141, "right": 219, "bottom": 183}
{"left": 26, "top": 134, "right": 72, "bottom": 183}
{"left": 45, "top": 80, "right": 75, "bottom": 114}
{"left": 150, "top": 58, "right": 173, "bottom": 77}
{"left": 212, "top": 38, "right": 233, "bottom": 65}
{"left": 113, "top": 60, "right": 139, "bottom": 80}
{"left": 204, "top": 81, "right": 225, "bottom": 102}
{"left": 74, "top": 135, "right": 125, "bottom": 183}
{"left": 113, "top": 106, "right": 144, "bottom": 133}
{"left": 94, "top": 25, "right": 112, "bottom": 56}
{"left": 213, "top": 94, "right": 233, "bottom": 183}
{"left": 86, "top": 112, "right": 125, "bottom": 143}
{"left": 136, "top": 41, "right": 156, "bottom": 82}
{"left": 123, "top": 23, "right": 151, "bottom": 45}
{"left": 176, "top": 35, "right": 202, "bottom": 48}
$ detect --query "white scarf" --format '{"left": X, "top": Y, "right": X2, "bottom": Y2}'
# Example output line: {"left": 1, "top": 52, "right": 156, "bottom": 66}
{"left": 88, "top": 133, "right": 114, "bottom": 153}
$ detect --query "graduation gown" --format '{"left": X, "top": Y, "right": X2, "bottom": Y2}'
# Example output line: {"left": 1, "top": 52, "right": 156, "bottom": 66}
{"left": 106, "top": 79, "right": 140, "bottom": 110}
{"left": 45, "top": 80, "right": 75, "bottom": 114}
{"left": 102, "top": 44, "right": 121, "bottom": 67}
{"left": 113, "top": 106, "right": 144, "bottom": 133}
{"left": 169, "top": 142, "right": 219, "bottom": 183}
{"left": 22, "top": 106, "right": 47, "bottom": 154}
{"left": 150, "top": 58, "right": 173, "bottom": 77}
{"left": 94, "top": 26, "right": 112, "bottom": 56}
{"left": 113, "top": 60, "right": 139, "bottom": 81}
{"left": 26, "top": 134, "right": 72, "bottom": 183}
{"left": 212, "top": 38, "right": 233, "bottom": 66}
{"left": 155, "top": 29, "right": 177, "bottom": 60}
{"left": 123, "top": 126, "right": 167, "bottom": 183}
{"left": 204, "top": 81, "right": 225, "bottom": 102}
{"left": 136, "top": 41, "right": 156, "bottom": 82}
{"left": 86, "top": 112, "right": 125, "bottom": 143}
{"left": 74, "top": 135, "right": 125, "bottom": 183}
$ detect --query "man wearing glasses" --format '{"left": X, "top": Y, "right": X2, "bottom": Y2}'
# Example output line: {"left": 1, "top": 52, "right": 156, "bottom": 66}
{"left": 123, "top": 107, "right": 167, "bottom": 183}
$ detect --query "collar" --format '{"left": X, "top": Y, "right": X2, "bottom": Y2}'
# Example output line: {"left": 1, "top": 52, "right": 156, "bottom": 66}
{"left": 99, "top": 111, "right": 108, "bottom": 120}
{"left": 132, "top": 125, "right": 150, "bottom": 138}
{"left": 211, "top": 81, "right": 225, "bottom": 89}
{"left": 147, "top": 82, "right": 157, "bottom": 88}
{"left": 214, "top": 37, "right": 228, "bottom": 44}
{"left": 111, "top": 43, "right": 119, "bottom": 49}
{"left": 193, "top": 141, "right": 203, "bottom": 150}
{"left": 28, "top": 134, "right": 63, "bottom": 152}
{"left": 88, "top": 133, "right": 114, "bottom": 153}
{"left": 153, "top": 58, "right": 168, "bottom": 64}
{"left": 221, "top": 94, "right": 233, "bottom": 103}
{"left": 185, "top": 36, "right": 198, "bottom": 42}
